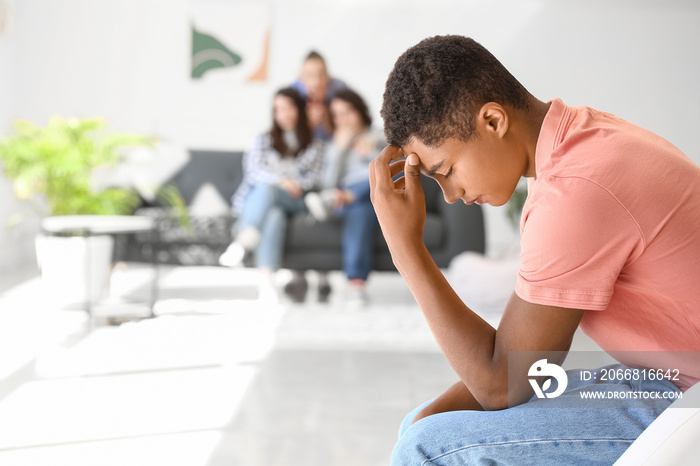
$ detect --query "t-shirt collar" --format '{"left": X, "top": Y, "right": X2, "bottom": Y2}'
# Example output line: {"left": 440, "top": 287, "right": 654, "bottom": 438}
{"left": 534, "top": 98, "right": 572, "bottom": 178}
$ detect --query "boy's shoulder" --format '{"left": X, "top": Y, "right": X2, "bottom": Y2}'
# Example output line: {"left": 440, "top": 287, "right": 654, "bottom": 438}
{"left": 529, "top": 99, "right": 700, "bottom": 243}
{"left": 537, "top": 99, "right": 693, "bottom": 184}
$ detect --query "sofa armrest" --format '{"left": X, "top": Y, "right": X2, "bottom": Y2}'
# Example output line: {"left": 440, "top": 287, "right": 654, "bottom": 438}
{"left": 614, "top": 382, "right": 700, "bottom": 465}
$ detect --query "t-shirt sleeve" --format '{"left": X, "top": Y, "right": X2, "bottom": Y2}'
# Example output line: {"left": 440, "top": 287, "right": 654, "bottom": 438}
{"left": 516, "top": 176, "right": 644, "bottom": 311}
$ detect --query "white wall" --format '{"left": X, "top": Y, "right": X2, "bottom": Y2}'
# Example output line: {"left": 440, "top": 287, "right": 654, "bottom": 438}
{"left": 2, "top": 0, "right": 699, "bottom": 269}
{"left": 0, "top": 0, "right": 39, "bottom": 273}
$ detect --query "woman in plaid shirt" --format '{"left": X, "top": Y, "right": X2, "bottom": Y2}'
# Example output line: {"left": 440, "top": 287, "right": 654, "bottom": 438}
{"left": 220, "top": 87, "right": 324, "bottom": 300}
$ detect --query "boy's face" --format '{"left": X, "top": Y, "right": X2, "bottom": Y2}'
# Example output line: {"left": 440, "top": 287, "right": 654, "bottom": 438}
{"left": 401, "top": 132, "right": 524, "bottom": 207}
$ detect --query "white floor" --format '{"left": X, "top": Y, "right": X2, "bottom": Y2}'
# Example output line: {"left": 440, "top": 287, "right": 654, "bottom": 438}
{"left": 0, "top": 264, "right": 600, "bottom": 466}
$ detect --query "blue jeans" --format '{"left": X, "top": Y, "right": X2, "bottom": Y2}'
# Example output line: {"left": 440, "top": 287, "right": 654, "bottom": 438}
{"left": 392, "top": 364, "right": 681, "bottom": 465}
{"left": 237, "top": 183, "right": 306, "bottom": 269}
{"left": 336, "top": 181, "right": 377, "bottom": 281}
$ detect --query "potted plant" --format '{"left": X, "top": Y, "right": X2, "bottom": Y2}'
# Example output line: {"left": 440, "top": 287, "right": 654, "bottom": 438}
{"left": 0, "top": 116, "right": 186, "bottom": 307}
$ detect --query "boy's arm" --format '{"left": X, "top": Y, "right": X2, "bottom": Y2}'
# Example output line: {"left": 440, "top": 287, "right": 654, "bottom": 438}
{"left": 413, "top": 380, "right": 483, "bottom": 424}
{"left": 369, "top": 146, "right": 584, "bottom": 411}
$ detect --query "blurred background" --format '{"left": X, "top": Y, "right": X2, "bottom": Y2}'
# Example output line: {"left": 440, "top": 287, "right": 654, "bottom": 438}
{"left": 0, "top": 1, "right": 698, "bottom": 465}
{"left": 3, "top": 0, "right": 699, "bottom": 270}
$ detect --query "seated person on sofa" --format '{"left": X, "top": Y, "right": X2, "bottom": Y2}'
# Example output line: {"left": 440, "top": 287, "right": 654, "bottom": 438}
{"left": 219, "top": 87, "right": 324, "bottom": 300}
{"left": 300, "top": 89, "right": 381, "bottom": 305}
{"left": 373, "top": 35, "right": 700, "bottom": 465}
{"left": 290, "top": 50, "right": 347, "bottom": 141}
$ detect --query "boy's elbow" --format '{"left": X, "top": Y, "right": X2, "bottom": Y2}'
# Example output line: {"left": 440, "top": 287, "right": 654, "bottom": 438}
{"left": 467, "top": 378, "right": 509, "bottom": 411}
{"left": 472, "top": 377, "right": 532, "bottom": 411}
{"left": 477, "top": 390, "right": 511, "bottom": 411}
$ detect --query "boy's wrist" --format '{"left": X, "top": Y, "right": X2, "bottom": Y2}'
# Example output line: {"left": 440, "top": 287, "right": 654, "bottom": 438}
{"left": 390, "top": 240, "right": 430, "bottom": 275}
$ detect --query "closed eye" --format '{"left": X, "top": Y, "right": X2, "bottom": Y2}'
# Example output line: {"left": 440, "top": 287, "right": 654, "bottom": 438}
{"left": 444, "top": 167, "right": 454, "bottom": 179}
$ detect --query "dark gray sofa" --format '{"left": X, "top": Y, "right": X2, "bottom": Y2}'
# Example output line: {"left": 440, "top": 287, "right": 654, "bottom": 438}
{"left": 126, "top": 150, "right": 486, "bottom": 270}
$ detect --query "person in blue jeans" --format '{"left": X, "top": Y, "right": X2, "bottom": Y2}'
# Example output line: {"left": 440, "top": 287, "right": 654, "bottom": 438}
{"left": 220, "top": 87, "right": 323, "bottom": 300}
{"left": 304, "top": 89, "right": 381, "bottom": 305}
{"left": 394, "top": 364, "right": 680, "bottom": 465}
{"left": 372, "top": 35, "right": 698, "bottom": 465}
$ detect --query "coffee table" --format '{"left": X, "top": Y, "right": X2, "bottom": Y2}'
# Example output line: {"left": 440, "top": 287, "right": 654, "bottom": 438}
{"left": 40, "top": 215, "right": 159, "bottom": 322}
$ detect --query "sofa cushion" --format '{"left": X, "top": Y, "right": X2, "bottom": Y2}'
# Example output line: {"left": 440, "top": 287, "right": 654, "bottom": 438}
{"left": 289, "top": 212, "right": 444, "bottom": 250}
{"left": 167, "top": 150, "right": 243, "bottom": 210}
{"left": 286, "top": 215, "right": 343, "bottom": 249}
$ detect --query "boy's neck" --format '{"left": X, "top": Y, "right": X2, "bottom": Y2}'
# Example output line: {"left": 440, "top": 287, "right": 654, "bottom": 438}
{"left": 518, "top": 98, "right": 551, "bottom": 179}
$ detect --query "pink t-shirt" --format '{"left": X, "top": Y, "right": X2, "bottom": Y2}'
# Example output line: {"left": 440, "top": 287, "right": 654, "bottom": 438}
{"left": 516, "top": 98, "right": 700, "bottom": 391}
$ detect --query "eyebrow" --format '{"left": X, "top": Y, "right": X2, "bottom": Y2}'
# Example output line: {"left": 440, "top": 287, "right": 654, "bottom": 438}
{"left": 425, "top": 160, "right": 444, "bottom": 177}
{"left": 398, "top": 147, "right": 444, "bottom": 177}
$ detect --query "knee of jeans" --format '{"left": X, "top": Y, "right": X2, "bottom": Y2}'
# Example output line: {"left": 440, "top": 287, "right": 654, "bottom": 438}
{"left": 250, "top": 183, "right": 278, "bottom": 202}
{"left": 391, "top": 420, "right": 433, "bottom": 466}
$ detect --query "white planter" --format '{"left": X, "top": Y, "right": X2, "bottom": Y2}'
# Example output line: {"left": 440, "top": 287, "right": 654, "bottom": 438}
{"left": 35, "top": 233, "right": 114, "bottom": 308}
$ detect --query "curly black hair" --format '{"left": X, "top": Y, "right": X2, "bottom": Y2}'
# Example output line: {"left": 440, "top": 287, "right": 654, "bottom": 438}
{"left": 381, "top": 35, "right": 532, "bottom": 147}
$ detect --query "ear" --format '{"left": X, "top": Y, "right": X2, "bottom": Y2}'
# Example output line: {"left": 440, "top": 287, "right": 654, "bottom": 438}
{"left": 477, "top": 102, "right": 509, "bottom": 139}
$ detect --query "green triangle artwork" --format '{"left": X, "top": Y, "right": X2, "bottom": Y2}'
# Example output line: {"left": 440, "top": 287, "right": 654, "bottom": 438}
{"left": 191, "top": 25, "right": 242, "bottom": 79}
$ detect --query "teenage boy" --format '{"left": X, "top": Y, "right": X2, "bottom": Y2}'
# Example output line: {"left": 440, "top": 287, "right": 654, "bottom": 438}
{"left": 370, "top": 35, "right": 700, "bottom": 465}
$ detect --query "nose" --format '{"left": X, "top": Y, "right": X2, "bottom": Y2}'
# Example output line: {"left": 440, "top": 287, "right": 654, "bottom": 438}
{"left": 438, "top": 181, "right": 463, "bottom": 205}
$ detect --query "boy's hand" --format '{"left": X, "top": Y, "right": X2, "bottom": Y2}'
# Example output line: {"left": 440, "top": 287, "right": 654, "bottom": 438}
{"left": 369, "top": 145, "right": 426, "bottom": 261}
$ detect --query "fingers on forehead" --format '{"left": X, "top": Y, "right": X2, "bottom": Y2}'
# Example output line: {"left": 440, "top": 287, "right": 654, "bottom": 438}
{"left": 389, "top": 159, "right": 405, "bottom": 178}
{"left": 373, "top": 146, "right": 407, "bottom": 192}
{"left": 378, "top": 145, "right": 406, "bottom": 162}
{"left": 370, "top": 158, "right": 390, "bottom": 191}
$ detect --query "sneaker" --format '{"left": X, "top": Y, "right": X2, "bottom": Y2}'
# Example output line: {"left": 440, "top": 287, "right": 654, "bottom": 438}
{"left": 318, "top": 273, "right": 332, "bottom": 303}
{"left": 304, "top": 190, "right": 338, "bottom": 222}
{"left": 218, "top": 242, "right": 246, "bottom": 267}
{"left": 283, "top": 271, "right": 308, "bottom": 303}
{"left": 236, "top": 226, "right": 261, "bottom": 250}
{"left": 345, "top": 284, "right": 369, "bottom": 308}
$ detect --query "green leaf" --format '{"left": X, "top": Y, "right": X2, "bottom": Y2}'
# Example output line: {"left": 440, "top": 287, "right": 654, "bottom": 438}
{"left": 0, "top": 116, "right": 155, "bottom": 217}
{"left": 156, "top": 184, "right": 191, "bottom": 233}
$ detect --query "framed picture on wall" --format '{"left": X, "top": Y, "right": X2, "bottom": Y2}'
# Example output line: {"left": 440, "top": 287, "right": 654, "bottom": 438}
{"left": 189, "top": 1, "right": 270, "bottom": 83}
